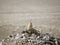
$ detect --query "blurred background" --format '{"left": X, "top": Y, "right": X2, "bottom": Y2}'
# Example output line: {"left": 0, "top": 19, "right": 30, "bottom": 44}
{"left": 0, "top": 0, "right": 60, "bottom": 40}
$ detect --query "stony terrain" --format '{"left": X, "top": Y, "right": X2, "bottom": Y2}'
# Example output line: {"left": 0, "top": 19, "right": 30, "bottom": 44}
{"left": 0, "top": 26, "right": 60, "bottom": 45}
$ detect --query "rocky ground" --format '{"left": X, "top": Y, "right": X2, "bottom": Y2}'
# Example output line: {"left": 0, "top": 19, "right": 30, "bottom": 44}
{"left": 0, "top": 27, "right": 60, "bottom": 45}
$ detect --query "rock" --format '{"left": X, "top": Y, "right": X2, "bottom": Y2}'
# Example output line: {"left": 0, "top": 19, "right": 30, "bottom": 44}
{"left": 1, "top": 22, "right": 60, "bottom": 45}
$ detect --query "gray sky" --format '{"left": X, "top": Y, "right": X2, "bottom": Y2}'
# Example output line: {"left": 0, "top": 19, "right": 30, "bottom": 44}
{"left": 0, "top": 0, "right": 60, "bottom": 26}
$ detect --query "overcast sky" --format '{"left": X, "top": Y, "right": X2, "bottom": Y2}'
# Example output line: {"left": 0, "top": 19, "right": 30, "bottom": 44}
{"left": 0, "top": 0, "right": 60, "bottom": 26}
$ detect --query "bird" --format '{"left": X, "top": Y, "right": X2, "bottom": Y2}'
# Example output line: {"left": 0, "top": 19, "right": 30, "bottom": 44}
{"left": 27, "top": 21, "right": 33, "bottom": 30}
